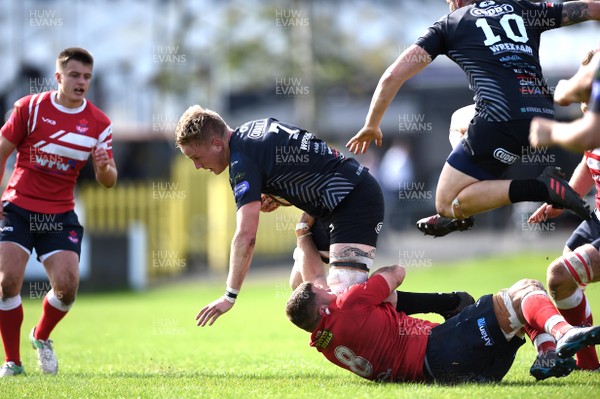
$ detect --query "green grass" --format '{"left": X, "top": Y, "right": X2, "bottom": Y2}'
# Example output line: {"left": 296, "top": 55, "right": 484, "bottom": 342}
{"left": 2, "top": 251, "right": 600, "bottom": 398}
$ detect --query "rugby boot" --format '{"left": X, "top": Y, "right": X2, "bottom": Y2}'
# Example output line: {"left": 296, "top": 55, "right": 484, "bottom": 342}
{"left": 416, "top": 214, "right": 474, "bottom": 237}
{"left": 537, "top": 166, "right": 592, "bottom": 221}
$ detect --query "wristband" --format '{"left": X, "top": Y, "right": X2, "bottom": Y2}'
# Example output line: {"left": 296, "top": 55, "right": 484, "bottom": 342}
{"left": 295, "top": 222, "right": 310, "bottom": 232}
{"left": 225, "top": 287, "right": 239, "bottom": 303}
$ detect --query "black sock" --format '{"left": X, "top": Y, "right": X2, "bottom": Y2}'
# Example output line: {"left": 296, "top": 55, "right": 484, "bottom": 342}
{"left": 395, "top": 291, "right": 460, "bottom": 315}
{"left": 508, "top": 179, "right": 548, "bottom": 203}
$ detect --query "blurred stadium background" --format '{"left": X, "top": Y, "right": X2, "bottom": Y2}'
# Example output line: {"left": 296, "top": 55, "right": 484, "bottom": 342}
{"left": 1, "top": 0, "right": 599, "bottom": 291}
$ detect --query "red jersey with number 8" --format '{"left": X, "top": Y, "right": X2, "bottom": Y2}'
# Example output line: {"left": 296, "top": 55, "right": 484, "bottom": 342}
{"left": 310, "top": 275, "right": 439, "bottom": 382}
{"left": 1, "top": 91, "right": 113, "bottom": 213}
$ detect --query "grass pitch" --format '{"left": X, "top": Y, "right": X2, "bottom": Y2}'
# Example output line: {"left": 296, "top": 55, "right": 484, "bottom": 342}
{"left": 1, "top": 251, "right": 600, "bottom": 398}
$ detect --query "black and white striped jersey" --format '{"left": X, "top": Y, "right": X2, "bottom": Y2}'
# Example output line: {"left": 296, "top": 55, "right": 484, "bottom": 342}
{"left": 416, "top": 0, "right": 563, "bottom": 122}
{"left": 228, "top": 118, "right": 367, "bottom": 218}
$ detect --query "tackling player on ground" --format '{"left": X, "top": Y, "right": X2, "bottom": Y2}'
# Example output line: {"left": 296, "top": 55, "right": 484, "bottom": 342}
{"left": 287, "top": 263, "right": 600, "bottom": 383}
{"left": 0, "top": 48, "right": 117, "bottom": 377}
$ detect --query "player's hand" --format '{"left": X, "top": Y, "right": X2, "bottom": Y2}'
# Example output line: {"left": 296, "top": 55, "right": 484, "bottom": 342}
{"left": 195, "top": 296, "right": 234, "bottom": 327}
{"left": 92, "top": 146, "right": 110, "bottom": 172}
{"left": 528, "top": 203, "right": 563, "bottom": 223}
{"left": 346, "top": 126, "right": 383, "bottom": 154}
{"left": 260, "top": 194, "right": 280, "bottom": 213}
{"left": 529, "top": 117, "right": 554, "bottom": 148}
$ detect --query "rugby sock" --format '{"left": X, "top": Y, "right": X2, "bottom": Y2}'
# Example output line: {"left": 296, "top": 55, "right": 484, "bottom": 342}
{"left": 556, "top": 291, "right": 600, "bottom": 370}
{"left": 508, "top": 180, "right": 549, "bottom": 203}
{"left": 524, "top": 324, "right": 556, "bottom": 354}
{"left": 395, "top": 291, "right": 459, "bottom": 315}
{"left": 521, "top": 291, "right": 571, "bottom": 339}
{"left": 35, "top": 290, "right": 71, "bottom": 341}
{"left": 0, "top": 296, "right": 23, "bottom": 365}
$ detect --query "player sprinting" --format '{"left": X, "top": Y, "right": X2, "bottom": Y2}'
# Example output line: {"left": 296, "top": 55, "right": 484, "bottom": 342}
{"left": 346, "top": 0, "right": 600, "bottom": 237}
{"left": 287, "top": 264, "right": 600, "bottom": 383}
{"left": 0, "top": 48, "right": 117, "bottom": 377}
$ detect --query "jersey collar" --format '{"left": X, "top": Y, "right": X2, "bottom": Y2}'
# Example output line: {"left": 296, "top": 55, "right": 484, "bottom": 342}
{"left": 50, "top": 91, "right": 87, "bottom": 114}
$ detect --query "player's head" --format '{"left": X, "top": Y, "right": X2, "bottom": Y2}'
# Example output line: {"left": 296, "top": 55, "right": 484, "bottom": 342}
{"left": 176, "top": 105, "right": 229, "bottom": 147}
{"left": 54, "top": 47, "right": 94, "bottom": 107}
{"left": 286, "top": 282, "right": 333, "bottom": 332}
{"left": 176, "top": 105, "right": 231, "bottom": 175}
{"left": 56, "top": 47, "right": 94, "bottom": 72}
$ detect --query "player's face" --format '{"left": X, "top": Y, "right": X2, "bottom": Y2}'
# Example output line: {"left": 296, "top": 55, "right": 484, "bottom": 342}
{"left": 55, "top": 60, "right": 93, "bottom": 108}
{"left": 180, "top": 140, "right": 227, "bottom": 175}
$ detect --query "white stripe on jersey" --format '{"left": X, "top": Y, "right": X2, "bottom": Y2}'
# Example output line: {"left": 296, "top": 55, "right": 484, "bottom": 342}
{"left": 58, "top": 132, "right": 98, "bottom": 148}
{"left": 38, "top": 143, "right": 89, "bottom": 161}
{"left": 29, "top": 93, "right": 45, "bottom": 134}
{"left": 97, "top": 125, "right": 113, "bottom": 148}
{"left": 586, "top": 150, "right": 600, "bottom": 174}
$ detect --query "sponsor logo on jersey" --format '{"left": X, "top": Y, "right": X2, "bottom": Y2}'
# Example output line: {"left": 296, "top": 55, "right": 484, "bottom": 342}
{"left": 42, "top": 117, "right": 56, "bottom": 125}
{"left": 375, "top": 222, "right": 383, "bottom": 235}
{"left": 470, "top": 3, "right": 513, "bottom": 17}
{"left": 313, "top": 329, "right": 334, "bottom": 349}
{"left": 493, "top": 148, "right": 519, "bottom": 164}
{"left": 76, "top": 119, "right": 89, "bottom": 134}
{"left": 234, "top": 181, "right": 250, "bottom": 200}
{"left": 232, "top": 172, "right": 246, "bottom": 184}
{"left": 477, "top": 317, "right": 494, "bottom": 346}
{"left": 247, "top": 119, "right": 267, "bottom": 139}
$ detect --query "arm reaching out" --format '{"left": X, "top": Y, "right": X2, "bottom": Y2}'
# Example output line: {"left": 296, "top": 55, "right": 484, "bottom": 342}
{"left": 346, "top": 45, "right": 431, "bottom": 154}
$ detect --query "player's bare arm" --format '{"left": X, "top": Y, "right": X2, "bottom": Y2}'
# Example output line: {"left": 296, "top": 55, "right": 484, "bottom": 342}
{"left": 555, "top": 51, "right": 600, "bottom": 106}
{"left": 530, "top": 112, "right": 600, "bottom": 153}
{"left": 561, "top": 1, "right": 600, "bottom": 26}
{"left": 346, "top": 45, "right": 431, "bottom": 154}
{"left": 0, "top": 136, "right": 16, "bottom": 218}
{"left": 92, "top": 146, "right": 117, "bottom": 188}
{"left": 196, "top": 201, "right": 260, "bottom": 327}
{"left": 370, "top": 265, "right": 406, "bottom": 294}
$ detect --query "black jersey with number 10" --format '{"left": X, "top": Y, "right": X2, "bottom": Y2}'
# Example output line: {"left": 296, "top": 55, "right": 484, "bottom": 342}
{"left": 416, "top": 0, "right": 563, "bottom": 122}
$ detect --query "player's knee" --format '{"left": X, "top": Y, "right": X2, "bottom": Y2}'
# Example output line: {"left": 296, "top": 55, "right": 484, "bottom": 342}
{"left": 510, "top": 278, "right": 545, "bottom": 300}
{"left": 546, "top": 258, "right": 572, "bottom": 297}
{"left": 0, "top": 276, "right": 21, "bottom": 298}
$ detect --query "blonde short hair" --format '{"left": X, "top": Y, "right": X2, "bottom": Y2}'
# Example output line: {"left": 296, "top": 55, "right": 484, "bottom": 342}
{"left": 175, "top": 105, "right": 229, "bottom": 147}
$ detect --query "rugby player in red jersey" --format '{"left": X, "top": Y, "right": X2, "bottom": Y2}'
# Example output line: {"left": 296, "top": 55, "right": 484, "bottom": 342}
{"left": 287, "top": 263, "right": 600, "bottom": 383}
{"left": 0, "top": 47, "right": 117, "bottom": 376}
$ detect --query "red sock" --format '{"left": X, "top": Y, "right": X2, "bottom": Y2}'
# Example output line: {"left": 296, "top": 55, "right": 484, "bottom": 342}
{"left": 35, "top": 295, "right": 69, "bottom": 341}
{"left": 522, "top": 292, "right": 570, "bottom": 338}
{"left": 524, "top": 324, "right": 556, "bottom": 354}
{"left": 0, "top": 298, "right": 23, "bottom": 365}
{"left": 557, "top": 293, "right": 599, "bottom": 370}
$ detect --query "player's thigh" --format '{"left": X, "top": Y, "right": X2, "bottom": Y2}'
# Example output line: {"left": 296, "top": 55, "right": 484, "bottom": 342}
{"left": 41, "top": 250, "right": 80, "bottom": 290}
{"left": 324, "top": 172, "right": 383, "bottom": 256}
{"left": 0, "top": 242, "right": 30, "bottom": 296}
{"left": 435, "top": 163, "right": 480, "bottom": 207}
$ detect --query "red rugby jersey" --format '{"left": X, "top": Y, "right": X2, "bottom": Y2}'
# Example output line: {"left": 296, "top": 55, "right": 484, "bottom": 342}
{"left": 585, "top": 149, "right": 600, "bottom": 211}
{"left": 1, "top": 91, "right": 113, "bottom": 213}
{"left": 310, "top": 275, "right": 439, "bottom": 382}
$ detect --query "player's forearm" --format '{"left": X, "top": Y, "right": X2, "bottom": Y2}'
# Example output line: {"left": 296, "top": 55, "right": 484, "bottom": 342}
{"left": 225, "top": 231, "right": 256, "bottom": 292}
{"left": 550, "top": 116, "right": 599, "bottom": 153}
{"left": 95, "top": 164, "right": 117, "bottom": 188}
{"left": 365, "top": 45, "right": 429, "bottom": 129}
{"left": 568, "top": 157, "right": 595, "bottom": 197}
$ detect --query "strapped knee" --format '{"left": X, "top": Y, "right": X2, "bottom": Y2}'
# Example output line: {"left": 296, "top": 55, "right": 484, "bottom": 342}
{"left": 562, "top": 246, "right": 594, "bottom": 288}
{"left": 451, "top": 197, "right": 465, "bottom": 219}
